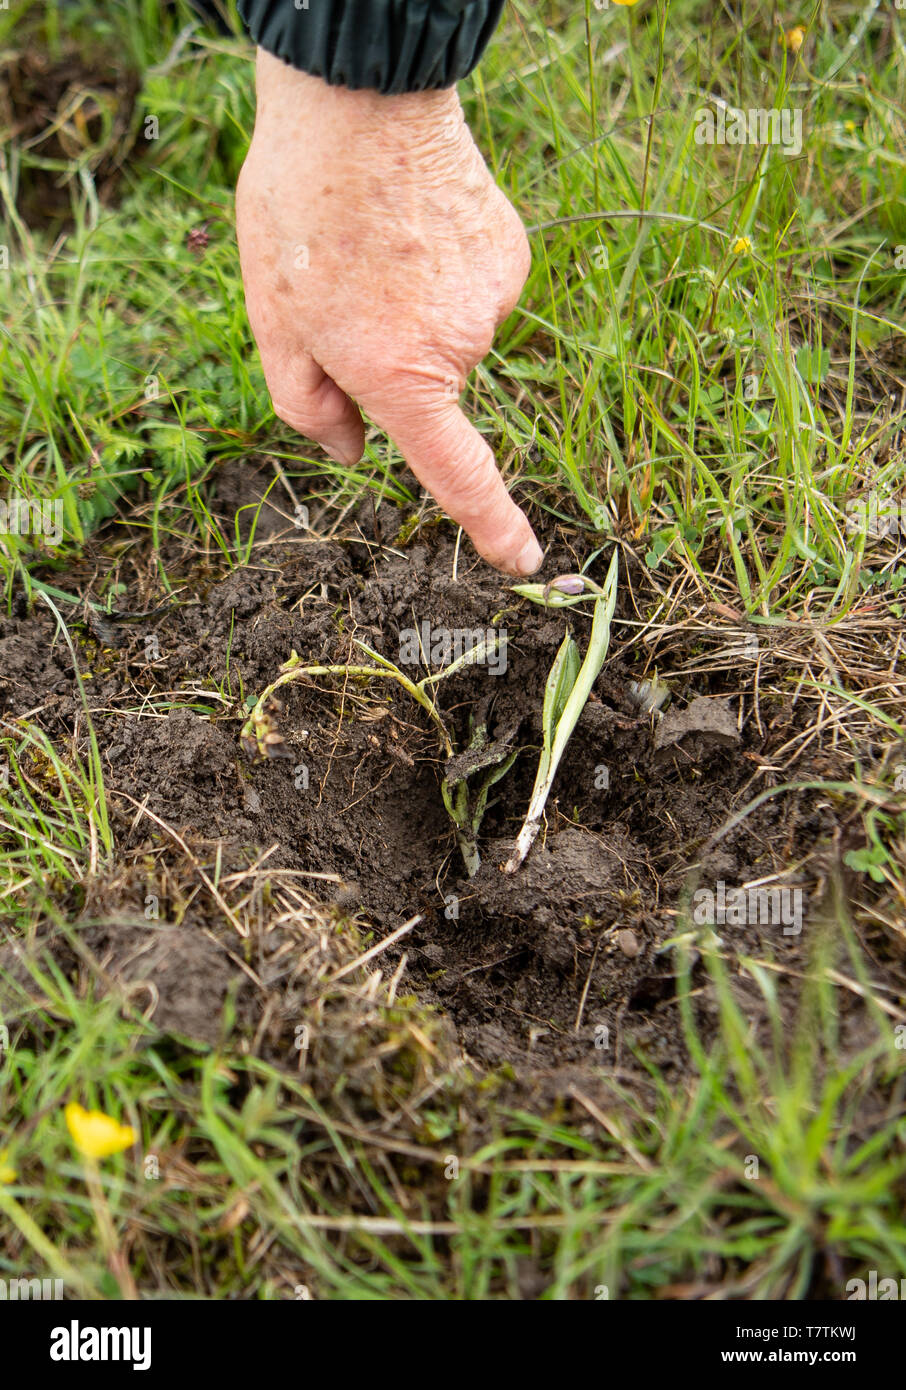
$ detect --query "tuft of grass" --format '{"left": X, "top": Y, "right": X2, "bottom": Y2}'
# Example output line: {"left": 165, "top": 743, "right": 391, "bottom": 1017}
{"left": 1, "top": 885, "right": 903, "bottom": 1299}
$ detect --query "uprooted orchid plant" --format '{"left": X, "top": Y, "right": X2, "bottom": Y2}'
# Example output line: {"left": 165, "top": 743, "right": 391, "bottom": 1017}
{"left": 504, "top": 550, "right": 619, "bottom": 873}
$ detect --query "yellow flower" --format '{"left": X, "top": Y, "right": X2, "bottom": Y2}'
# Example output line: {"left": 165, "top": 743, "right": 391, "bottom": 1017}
{"left": 0, "top": 1150, "right": 16, "bottom": 1183}
{"left": 784, "top": 26, "right": 805, "bottom": 53}
{"left": 731, "top": 236, "right": 753, "bottom": 255}
{"left": 611, "top": 0, "right": 642, "bottom": 6}
{"left": 65, "top": 1103, "right": 135, "bottom": 1160}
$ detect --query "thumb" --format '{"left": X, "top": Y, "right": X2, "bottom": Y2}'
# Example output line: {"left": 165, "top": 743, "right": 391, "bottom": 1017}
{"left": 380, "top": 400, "right": 543, "bottom": 575}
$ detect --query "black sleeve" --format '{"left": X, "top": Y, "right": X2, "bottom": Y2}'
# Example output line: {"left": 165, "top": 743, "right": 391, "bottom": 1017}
{"left": 238, "top": 0, "right": 506, "bottom": 95}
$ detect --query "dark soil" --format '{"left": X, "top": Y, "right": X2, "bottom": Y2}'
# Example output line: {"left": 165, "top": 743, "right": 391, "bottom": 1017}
{"left": 0, "top": 460, "right": 884, "bottom": 1098}
{"left": 0, "top": 48, "right": 141, "bottom": 231}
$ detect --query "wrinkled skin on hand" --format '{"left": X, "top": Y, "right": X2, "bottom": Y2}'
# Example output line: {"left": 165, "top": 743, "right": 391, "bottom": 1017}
{"left": 236, "top": 51, "right": 543, "bottom": 575}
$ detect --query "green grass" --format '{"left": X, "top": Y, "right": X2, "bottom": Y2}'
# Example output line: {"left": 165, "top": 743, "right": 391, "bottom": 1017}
{"left": 1, "top": 910, "right": 903, "bottom": 1299}
{"left": 1, "top": 0, "right": 905, "bottom": 1298}
{"left": 3, "top": 1, "right": 904, "bottom": 609}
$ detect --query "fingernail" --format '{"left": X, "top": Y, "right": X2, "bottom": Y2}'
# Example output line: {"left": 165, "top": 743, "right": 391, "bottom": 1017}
{"left": 514, "top": 536, "right": 544, "bottom": 575}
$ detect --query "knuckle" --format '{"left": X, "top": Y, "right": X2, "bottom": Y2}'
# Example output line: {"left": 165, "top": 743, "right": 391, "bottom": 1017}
{"left": 313, "top": 387, "right": 352, "bottom": 431}
{"left": 459, "top": 320, "right": 497, "bottom": 365}
{"left": 271, "top": 395, "right": 320, "bottom": 436}
{"left": 498, "top": 220, "right": 531, "bottom": 316}
{"left": 507, "top": 215, "right": 531, "bottom": 278}
{"left": 266, "top": 358, "right": 349, "bottom": 435}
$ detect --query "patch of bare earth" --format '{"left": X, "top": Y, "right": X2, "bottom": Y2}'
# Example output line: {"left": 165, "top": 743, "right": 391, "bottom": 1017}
{"left": 1, "top": 460, "right": 904, "bottom": 1120}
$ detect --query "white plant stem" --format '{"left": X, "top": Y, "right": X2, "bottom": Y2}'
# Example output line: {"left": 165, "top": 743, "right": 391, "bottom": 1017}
{"left": 504, "top": 551, "right": 619, "bottom": 874}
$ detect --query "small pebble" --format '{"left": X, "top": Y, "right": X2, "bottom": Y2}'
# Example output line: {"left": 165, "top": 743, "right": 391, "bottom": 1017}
{"left": 617, "top": 928, "right": 641, "bottom": 958}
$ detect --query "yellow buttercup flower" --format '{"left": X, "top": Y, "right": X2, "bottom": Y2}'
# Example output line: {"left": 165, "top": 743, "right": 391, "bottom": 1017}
{"left": 731, "top": 236, "right": 753, "bottom": 255}
{"left": 611, "top": 0, "right": 642, "bottom": 6}
{"left": 784, "top": 26, "right": 805, "bottom": 53}
{"left": 0, "top": 1150, "right": 16, "bottom": 1183}
{"left": 65, "top": 1103, "right": 135, "bottom": 1160}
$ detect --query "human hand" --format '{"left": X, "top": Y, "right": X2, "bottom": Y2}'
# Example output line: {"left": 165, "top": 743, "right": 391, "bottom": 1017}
{"left": 236, "top": 51, "right": 542, "bottom": 575}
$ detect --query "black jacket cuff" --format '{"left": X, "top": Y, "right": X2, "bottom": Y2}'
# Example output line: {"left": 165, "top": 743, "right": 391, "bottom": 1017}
{"left": 239, "top": 0, "right": 505, "bottom": 94}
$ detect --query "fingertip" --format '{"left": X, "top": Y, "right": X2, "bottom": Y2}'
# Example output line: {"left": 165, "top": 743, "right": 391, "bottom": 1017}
{"left": 326, "top": 442, "right": 364, "bottom": 466}
{"left": 322, "top": 422, "right": 365, "bottom": 467}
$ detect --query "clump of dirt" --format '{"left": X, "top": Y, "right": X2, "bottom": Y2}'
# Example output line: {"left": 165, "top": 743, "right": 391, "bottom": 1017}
{"left": 0, "top": 464, "right": 895, "bottom": 1100}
